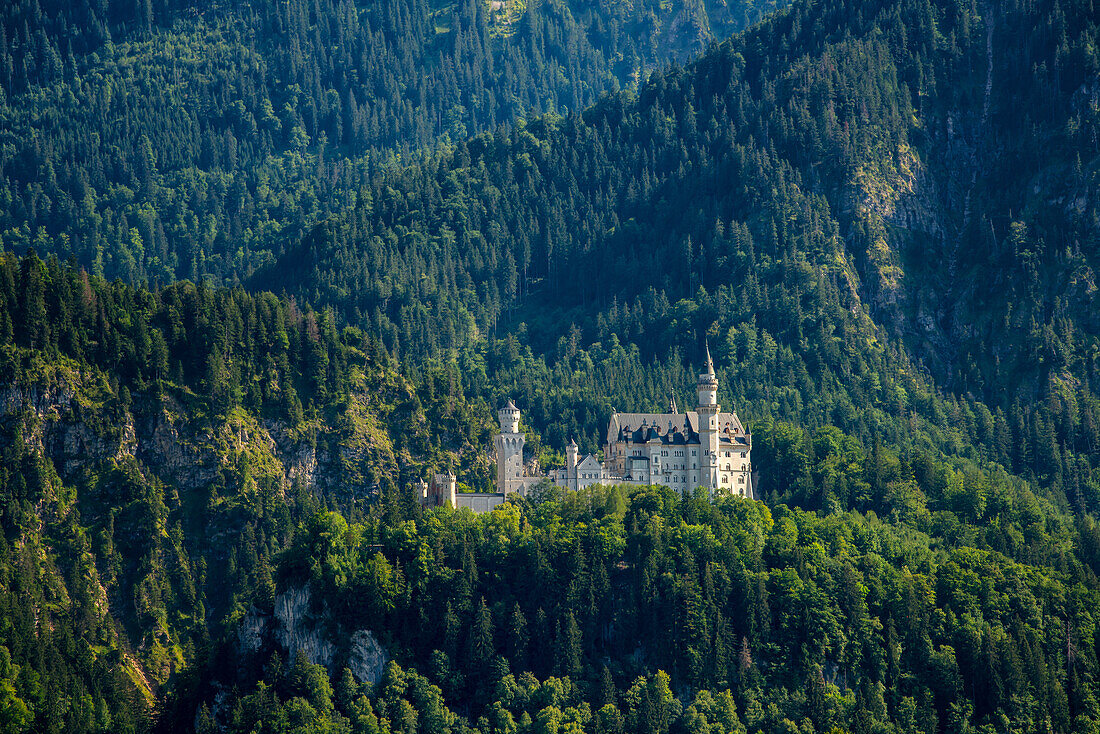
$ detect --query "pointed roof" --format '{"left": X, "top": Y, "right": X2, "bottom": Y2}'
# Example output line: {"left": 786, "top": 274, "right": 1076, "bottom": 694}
{"left": 704, "top": 340, "right": 715, "bottom": 376}
{"left": 607, "top": 410, "right": 748, "bottom": 446}
{"left": 577, "top": 454, "right": 602, "bottom": 470}
{"left": 504, "top": 399, "right": 517, "bottom": 411}
{"left": 568, "top": 437, "right": 578, "bottom": 448}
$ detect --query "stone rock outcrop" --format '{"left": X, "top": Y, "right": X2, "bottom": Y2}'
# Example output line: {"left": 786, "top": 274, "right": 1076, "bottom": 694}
{"left": 347, "top": 630, "right": 387, "bottom": 686}
{"left": 238, "top": 584, "right": 388, "bottom": 685}
{"left": 274, "top": 584, "right": 336, "bottom": 669}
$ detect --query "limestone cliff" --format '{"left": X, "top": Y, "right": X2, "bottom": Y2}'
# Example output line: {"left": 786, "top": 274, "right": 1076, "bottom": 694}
{"left": 238, "top": 584, "right": 388, "bottom": 685}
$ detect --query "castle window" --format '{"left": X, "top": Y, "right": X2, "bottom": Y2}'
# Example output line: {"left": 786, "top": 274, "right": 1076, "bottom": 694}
{"left": 662, "top": 451, "right": 668, "bottom": 456}
{"left": 738, "top": 476, "right": 745, "bottom": 483}
{"left": 741, "top": 452, "right": 746, "bottom": 458}
{"left": 691, "top": 450, "right": 697, "bottom": 456}
{"left": 722, "top": 476, "right": 728, "bottom": 484}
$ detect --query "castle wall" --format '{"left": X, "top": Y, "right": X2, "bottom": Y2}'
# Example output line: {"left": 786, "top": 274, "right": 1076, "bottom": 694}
{"left": 454, "top": 492, "right": 507, "bottom": 513}
{"left": 490, "top": 352, "right": 754, "bottom": 504}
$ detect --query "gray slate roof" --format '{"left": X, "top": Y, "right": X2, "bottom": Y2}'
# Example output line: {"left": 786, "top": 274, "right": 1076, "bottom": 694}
{"left": 606, "top": 411, "right": 749, "bottom": 446}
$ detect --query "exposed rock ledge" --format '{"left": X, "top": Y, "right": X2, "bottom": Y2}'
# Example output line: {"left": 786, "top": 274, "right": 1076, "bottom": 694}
{"left": 238, "top": 584, "right": 387, "bottom": 685}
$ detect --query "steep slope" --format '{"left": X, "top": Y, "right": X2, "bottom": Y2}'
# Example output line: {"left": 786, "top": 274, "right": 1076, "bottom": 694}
{"left": 4, "top": 260, "right": 1100, "bottom": 733}
{"left": 193, "top": 477, "right": 1100, "bottom": 734}
{"left": 0, "top": 252, "right": 495, "bottom": 731}
{"left": 259, "top": 0, "right": 1100, "bottom": 504}
{"left": 0, "top": 0, "right": 780, "bottom": 284}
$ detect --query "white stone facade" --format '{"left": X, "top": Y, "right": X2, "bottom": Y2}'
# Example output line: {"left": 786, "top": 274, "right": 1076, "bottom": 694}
{"left": 602, "top": 346, "right": 753, "bottom": 497}
{"left": 552, "top": 443, "right": 612, "bottom": 492}
{"left": 419, "top": 348, "right": 752, "bottom": 514}
{"left": 495, "top": 400, "right": 528, "bottom": 496}
{"left": 530, "top": 346, "right": 751, "bottom": 499}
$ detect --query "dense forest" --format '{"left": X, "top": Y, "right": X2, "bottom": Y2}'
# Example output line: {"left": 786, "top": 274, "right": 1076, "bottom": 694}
{"left": 0, "top": 251, "right": 499, "bottom": 732}
{"left": 0, "top": 0, "right": 1099, "bottom": 728}
{"left": 201, "top": 478, "right": 1100, "bottom": 734}
{"left": 0, "top": 0, "right": 777, "bottom": 283}
{"left": 5, "top": 252, "right": 1100, "bottom": 734}
{"left": 256, "top": 0, "right": 1100, "bottom": 500}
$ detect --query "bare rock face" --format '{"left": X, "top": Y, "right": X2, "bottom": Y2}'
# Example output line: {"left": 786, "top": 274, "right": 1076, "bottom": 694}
{"left": 274, "top": 584, "right": 336, "bottom": 669}
{"left": 1, "top": 379, "right": 138, "bottom": 473}
{"left": 236, "top": 608, "right": 268, "bottom": 655}
{"left": 238, "top": 584, "right": 387, "bottom": 684}
{"left": 347, "top": 629, "right": 387, "bottom": 685}
{"left": 264, "top": 419, "right": 319, "bottom": 489}
{"left": 0, "top": 373, "right": 343, "bottom": 496}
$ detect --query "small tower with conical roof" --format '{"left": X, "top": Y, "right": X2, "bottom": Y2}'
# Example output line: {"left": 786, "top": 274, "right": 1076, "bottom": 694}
{"left": 496, "top": 400, "right": 526, "bottom": 495}
{"left": 566, "top": 438, "right": 579, "bottom": 491}
{"left": 697, "top": 342, "right": 720, "bottom": 491}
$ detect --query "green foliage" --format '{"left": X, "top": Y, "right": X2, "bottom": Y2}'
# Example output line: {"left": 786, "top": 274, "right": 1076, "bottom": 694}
{"left": 208, "top": 473, "right": 1100, "bottom": 732}
{"left": 0, "top": 0, "right": 1099, "bottom": 728}
{"left": 0, "top": 253, "right": 502, "bottom": 731}
{"left": 246, "top": 0, "right": 1100, "bottom": 515}
{"left": 0, "top": 0, "right": 778, "bottom": 284}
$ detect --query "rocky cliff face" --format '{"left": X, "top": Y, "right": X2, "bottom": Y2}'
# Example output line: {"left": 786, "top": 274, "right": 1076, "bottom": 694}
{"left": 0, "top": 367, "right": 398, "bottom": 500}
{"left": 1, "top": 377, "right": 135, "bottom": 470}
{"left": 238, "top": 584, "right": 388, "bottom": 685}
{"left": 0, "top": 360, "right": 409, "bottom": 712}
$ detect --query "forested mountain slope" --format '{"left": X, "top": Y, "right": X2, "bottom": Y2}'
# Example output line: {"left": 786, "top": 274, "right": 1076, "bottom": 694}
{"left": 258, "top": 0, "right": 1100, "bottom": 505}
{"left": 1, "top": 0, "right": 1099, "bottom": 728}
{"left": 0, "top": 252, "right": 497, "bottom": 731}
{"left": 194, "top": 481, "right": 1100, "bottom": 734}
{"left": 0, "top": 0, "right": 774, "bottom": 284}
{"left": 9, "top": 253, "right": 1100, "bottom": 734}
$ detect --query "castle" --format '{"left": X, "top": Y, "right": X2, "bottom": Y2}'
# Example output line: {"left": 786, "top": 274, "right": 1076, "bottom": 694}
{"left": 600, "top": 345, "right": 753, "bottom": 496}
{"left": 420, "top": 345, "right": 753, "bottom": 511}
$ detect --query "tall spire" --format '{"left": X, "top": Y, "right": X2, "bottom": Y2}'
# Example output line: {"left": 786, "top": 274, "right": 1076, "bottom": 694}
{"left": 669, "top": 394, "right": 678, "bottom": 414}
{"left": 698, "top": 339, "right": 719, "bottom": 493}
{"left": 698, "top": 339, "right": 718, "bottom": 405}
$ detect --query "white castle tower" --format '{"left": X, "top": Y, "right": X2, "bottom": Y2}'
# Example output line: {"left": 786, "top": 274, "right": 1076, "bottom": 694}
{"left": 496, "top": 400, "right": 526, "bottom": 495}
{"left": 565, "top": 438, "right": 579, "bottom": 491}
{"left": 697, "top": 342, "right": 720, "bottom": 491}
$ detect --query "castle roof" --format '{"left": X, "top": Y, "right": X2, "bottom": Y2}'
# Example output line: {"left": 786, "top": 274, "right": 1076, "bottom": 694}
{"left": 577, "top": 454, "right": 602, "bottom": 470}
{"left": 606, "top": 410, "right": 749, "bottom": 447}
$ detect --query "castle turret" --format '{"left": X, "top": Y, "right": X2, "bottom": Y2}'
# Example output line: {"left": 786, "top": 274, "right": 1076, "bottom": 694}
{"left": 500, "top": 400, "right": 520, "bottom": 433}
{"left": 698, "top": 342, "right": 720, "bottom": 491}
{"left": 435, "top": 473, "right": 457, "bottom": 507}
{"left": 496, "top": 400, "right": 526, "bottom": 495}
{"left": 566, "top": 438, "right": 579, "bottom": 491}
